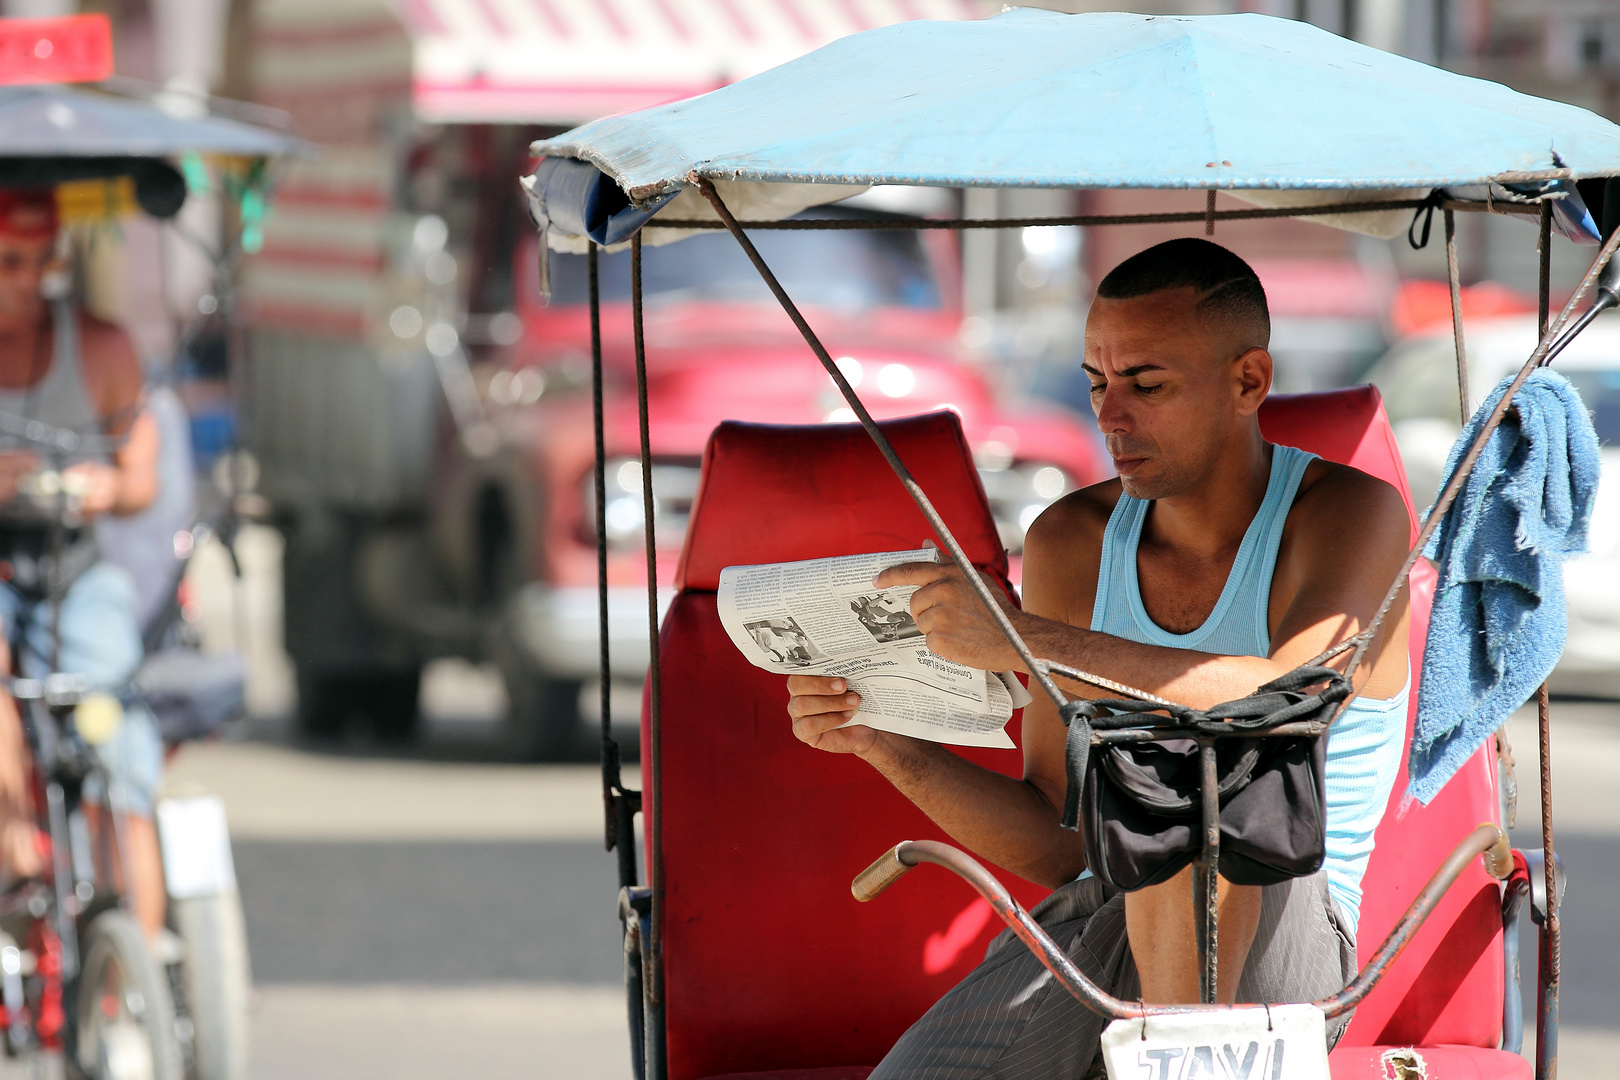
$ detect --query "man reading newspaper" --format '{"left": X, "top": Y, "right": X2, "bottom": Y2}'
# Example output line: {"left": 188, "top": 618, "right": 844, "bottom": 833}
{"left": 783, "top": 239, "right": 1413, "bottom": 1078}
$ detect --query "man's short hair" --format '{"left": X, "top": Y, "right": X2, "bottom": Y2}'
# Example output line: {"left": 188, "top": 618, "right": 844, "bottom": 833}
{"left": 1095, "top": 237, "right": 1270, "bottom": 347}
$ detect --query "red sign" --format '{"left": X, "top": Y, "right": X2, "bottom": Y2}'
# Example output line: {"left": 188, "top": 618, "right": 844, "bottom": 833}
{"left": 0, "top": 15, "right": 113, "bottom": 86}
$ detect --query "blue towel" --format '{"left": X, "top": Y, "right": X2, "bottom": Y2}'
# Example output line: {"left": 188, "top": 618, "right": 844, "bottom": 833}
{"left": 1410, "top": 368, "right": 1601, "bottom": 804}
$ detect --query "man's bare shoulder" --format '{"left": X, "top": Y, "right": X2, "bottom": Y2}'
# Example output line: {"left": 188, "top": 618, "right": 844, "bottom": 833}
{"left": 1286, "top": 458, "right": 1412, "bottom": 559}
{"left": 75, "top": 313, "right": 142, "bottom": 423}
{"left": 1026, "top": 477, "right": 1122, "bottom": 552}
{"left": 1020, "top": 478, "right": 1121, "bottom": 622}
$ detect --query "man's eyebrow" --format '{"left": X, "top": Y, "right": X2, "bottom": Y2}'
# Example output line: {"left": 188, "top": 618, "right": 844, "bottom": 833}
{"left": 1080, "top": 362, "right": 1167, "bottom": 377}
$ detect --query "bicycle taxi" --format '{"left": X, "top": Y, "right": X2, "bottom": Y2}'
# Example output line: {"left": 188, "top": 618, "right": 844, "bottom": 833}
{"left": 523, "top": 10, "right": 1618, "bottom": 1079}
{"left": 0, "top": 15, "right": 292, "bottom": 1079}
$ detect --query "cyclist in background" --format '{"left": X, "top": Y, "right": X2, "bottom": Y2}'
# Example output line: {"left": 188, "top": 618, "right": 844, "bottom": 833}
{"left": 0, "top": 187, "right": 165, "bottom": 940}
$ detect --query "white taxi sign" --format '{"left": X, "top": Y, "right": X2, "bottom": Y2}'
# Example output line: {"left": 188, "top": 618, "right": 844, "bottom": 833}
{"left": 1100, "top": 1003, "right": 1331, "bottom": 1080}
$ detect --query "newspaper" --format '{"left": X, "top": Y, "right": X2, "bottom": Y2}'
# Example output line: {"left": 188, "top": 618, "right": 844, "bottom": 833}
{"left": 718, "top": 548, "right": 1031, "bottom": 748}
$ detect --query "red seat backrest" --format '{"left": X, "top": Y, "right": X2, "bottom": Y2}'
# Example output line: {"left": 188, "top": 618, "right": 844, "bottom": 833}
{"left": 1259, "top": 388, "right": 1504, "bottom": 1050}
{"left": 646, "top": 393, "right": 1502, "bottom": 1080}
{"left": 650, "top": 412, "right": 1043, "bottom": 1080}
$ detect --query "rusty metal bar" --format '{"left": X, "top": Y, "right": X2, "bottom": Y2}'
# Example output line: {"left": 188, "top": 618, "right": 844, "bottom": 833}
{"left": 1533, "top": 209, "right": 1560, "bottom": 1080}
{"left": 1038, "top": 660, "right": 1172, "bottom": 706}
{"left": 631, "top": 233, "right": 666, "bottom": 1045}
{"left": 692, "top": 175, "right": 1074, "bottom": 714}
{"left": 591, "top": 243, "right": 641, "bottom": 891}
{"left": 1093, "top": 721, "right": 1328, "bottom": 744}
{"left": 1539, "top": 204, "right": 1553, "bottom": 338}
{"left": 1444, "top": 209, "right": 1470, "bottom": 422}
{"left": 647, "top": 195, "right": 1540, "bottom": 233}
{"left": 1196, "top": 741, "right": 1220, "bottom": 1003}
{"left": 592, "top": 241, "right": 611, "bottom": 810}
{"left": 1316, "top": 824, "right": 1510, "bottom": 1018}
{"left": 1537, "top": 683, "right": 1560, "bottom": 1080}
{"left": 853, "top": 840, "right": 1207, "bottom": 1020}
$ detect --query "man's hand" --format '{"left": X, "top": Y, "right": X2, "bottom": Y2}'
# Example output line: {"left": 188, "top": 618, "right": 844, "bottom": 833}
{"left": 874, "top": 560, "right": 1025, "bottom": 672}
{"left": 61, "top": 461, "right": 120, "bottom": 517}
{"left": 785, "top": 675, "right": 880, "bottom": 755}
{"left": 0, "top": 451, "right": 36, "bottom": 503}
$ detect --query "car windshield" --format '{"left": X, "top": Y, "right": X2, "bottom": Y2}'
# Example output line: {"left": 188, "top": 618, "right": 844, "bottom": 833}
{"left": 1565, "top": 368, "right": 1620, "bottom": 446}
{"left": 544, "top": 212, "right": 943, "bottom": 311}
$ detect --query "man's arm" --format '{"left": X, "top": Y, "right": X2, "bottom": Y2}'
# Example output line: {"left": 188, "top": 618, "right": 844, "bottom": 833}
{"left": 65, "top": 316, "right": 157, "bottom": 517}
{"left": 888, "top": 463, "right": 1413, "bottom": 709}
{"left": 785, "top": 676, "right": 1089, "bottom": 888}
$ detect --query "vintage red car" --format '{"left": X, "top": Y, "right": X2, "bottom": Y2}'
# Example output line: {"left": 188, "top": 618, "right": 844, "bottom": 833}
{"left": 480, "top": 206, "right": 1108, "bottom": 754}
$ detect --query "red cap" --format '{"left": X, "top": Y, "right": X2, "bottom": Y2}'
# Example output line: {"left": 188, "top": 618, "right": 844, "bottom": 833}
{"left": 0, "top": 189, "right": 57, "bottom": 241}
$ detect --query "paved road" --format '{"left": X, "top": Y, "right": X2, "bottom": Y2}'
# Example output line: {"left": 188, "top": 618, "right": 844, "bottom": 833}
{"left": 167, "top": 706, "right": 640, "bottom": 1080}
{"left": 237, "top": 839, "right": 620, "bottom": 985}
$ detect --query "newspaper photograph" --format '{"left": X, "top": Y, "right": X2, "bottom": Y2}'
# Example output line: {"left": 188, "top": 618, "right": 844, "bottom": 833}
{"left": 718, "top": 548, "right": 1031, "bottom": 748}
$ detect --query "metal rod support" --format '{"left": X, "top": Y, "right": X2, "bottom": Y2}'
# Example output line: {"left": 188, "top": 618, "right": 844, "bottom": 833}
{"left": 631, "top": 234, "right": 665, "bottom": 1025}
{"left": 1537, "top": 683, "right": 1559, "bottom": 1080}
{"left": 692, "top": 175, "right": 1072, "bottom": 714}
{"left": 647, "top": 194, "right": 1543, "bottom": 233}
{"left": 1444, "top": 209, "right": 1470, "bottom": 422}
{"left": 1196, "top": 741, "right": 1220, "bottom": 1004}
{"left": 1534, "top": 214, "right": 1559, "bottom": 1080}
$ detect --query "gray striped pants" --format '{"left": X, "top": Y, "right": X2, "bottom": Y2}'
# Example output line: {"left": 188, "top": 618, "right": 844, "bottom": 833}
{"left": 870, "top": 871, "right": 1357, "bottom": 1080}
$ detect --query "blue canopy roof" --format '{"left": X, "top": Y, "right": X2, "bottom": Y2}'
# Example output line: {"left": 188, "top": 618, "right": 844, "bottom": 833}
{"left": 533, "top": 8, "right": 1620, "bottom": 205}
{"left": 0, "top": 84, "right": 297, "bottom": 159}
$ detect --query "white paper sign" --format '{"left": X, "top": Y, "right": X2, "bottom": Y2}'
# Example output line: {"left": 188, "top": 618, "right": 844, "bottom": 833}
{"left": 1100, "top": 1004, "right": 1330, "bottom": 1080}
{"left": 157, "top": 795, "right": 238, "bottom": 899}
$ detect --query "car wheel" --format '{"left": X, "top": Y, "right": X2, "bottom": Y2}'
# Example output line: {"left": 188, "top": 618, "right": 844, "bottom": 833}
{"left": 295, "top": 667, "right": 422, "bottom": 741}
{"left": 498, "top": 645, "right": 588, "bottom": 762}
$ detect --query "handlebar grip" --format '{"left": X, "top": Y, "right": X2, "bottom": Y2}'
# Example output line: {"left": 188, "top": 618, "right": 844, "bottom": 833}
{"left": 852, "top": 843, "right": 914, "bottom": 902}
{"left": 1481, "top": 823, "right": 1513, "bottom": 880}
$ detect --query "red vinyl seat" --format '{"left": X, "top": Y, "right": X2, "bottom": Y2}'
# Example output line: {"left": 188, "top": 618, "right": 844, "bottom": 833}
{"left": 1266, "top": 390, "right": 1511, "bottom": 1075}
{"left": 645, "top": 392, "right": 1519, "bottom": 1080}
{"left": 651, "top": 412, "right": 1044, "bottom": 1080}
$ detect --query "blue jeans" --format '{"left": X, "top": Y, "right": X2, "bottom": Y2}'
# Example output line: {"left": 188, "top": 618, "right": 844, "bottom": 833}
{"left": 0, "top": 562, "right": 163, "bottom": 817}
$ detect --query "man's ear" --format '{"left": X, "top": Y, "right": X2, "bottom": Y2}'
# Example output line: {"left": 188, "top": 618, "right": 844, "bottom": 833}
{"left": 1232, "top": 347, "right": 1272, "bottom": 415}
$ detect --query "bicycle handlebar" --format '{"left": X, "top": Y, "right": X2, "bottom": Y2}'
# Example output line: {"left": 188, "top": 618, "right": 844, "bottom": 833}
{"left": 853, "top": 824, "right": 1511, "bottom": 1021}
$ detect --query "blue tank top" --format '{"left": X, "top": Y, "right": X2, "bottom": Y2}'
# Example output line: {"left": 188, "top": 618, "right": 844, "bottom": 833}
{"left": 1090, "top": 444, "right": 1407, "bottom": 937}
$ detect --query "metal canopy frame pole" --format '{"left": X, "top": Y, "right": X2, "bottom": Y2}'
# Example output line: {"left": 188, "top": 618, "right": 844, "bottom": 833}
{"left": 590, "top": 242, "right": 652, "bottom": 1078}
{"left": 651, "top": 193, "right": 1545, "bottom": 234}
{"left": 1534, "top": 200, "right": 1561, "bottom": 1080}
{"left": 592, "top": 243, "right": 641, "bottom": 893}
{"left": 631, "top": 232, "right": 668, "bottom": 1080}
{"left": 1444, "top": 209, "right": 1470, "bottom": 422}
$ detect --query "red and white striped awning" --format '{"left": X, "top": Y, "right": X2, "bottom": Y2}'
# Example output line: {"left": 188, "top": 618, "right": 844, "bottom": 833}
{"left": 399, "top": 0, "right": 996, "bottom": 124}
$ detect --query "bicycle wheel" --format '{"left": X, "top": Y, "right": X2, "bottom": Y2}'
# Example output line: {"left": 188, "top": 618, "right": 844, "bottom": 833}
{"left": 74, "top": 911, "right": 183, "bottom": 1080}
{"left": 171, "top": 893, "right": 251, "bottom": 1080}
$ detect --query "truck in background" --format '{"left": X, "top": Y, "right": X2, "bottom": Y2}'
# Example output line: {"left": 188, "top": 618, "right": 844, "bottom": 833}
{"left": 240, "top": 0, "right": 1104, "bottom": 756}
